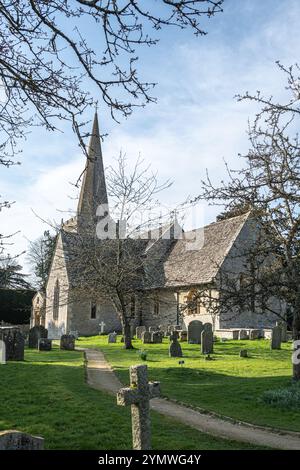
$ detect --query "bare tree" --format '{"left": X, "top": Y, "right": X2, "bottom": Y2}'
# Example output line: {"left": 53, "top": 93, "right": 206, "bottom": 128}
{"left": 196, "top": 62, "right": 300, "bottom": 380}
{"left": 57, "top": 153, "right": 180, "bottom": 349}
{"left": 0, "top": 0, "right": 223, "bottom": 167}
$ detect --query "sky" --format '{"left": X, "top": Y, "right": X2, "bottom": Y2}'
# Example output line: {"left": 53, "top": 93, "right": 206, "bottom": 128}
{"left": 1, "top": 0, "right": 300, "bottom": 274}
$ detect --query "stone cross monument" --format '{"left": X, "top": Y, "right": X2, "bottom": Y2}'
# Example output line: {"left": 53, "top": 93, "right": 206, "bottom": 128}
{"left": 117, "top": 364, "right": 161, "bottom": 450}
{"left": 99, "top": 321, "right": 106, "bottom": 334}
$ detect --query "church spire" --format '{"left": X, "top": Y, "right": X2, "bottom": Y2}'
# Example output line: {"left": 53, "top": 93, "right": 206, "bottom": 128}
{"left": 77, "top": 112, "right": 108, "bottom": 230}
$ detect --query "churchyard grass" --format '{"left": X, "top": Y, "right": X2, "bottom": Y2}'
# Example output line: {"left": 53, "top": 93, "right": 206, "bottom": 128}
{"left": 78, "top": 336, "right": 298, "bottom": 432}
{"left": 0, "top": 345, "right": 262, "bottom": 450}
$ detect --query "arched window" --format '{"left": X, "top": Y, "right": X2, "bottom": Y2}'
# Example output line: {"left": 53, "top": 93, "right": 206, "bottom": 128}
{"left": 53, "top": 279, "right": 60, "bottom": 321}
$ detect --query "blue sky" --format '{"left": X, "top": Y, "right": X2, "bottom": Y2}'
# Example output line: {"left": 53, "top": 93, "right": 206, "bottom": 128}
{"left": 1, "top": 0, "right": 300, "bottom": 272}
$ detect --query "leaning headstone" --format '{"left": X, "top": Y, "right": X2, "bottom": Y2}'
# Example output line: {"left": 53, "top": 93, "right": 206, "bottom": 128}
{"left": 179, "top": 331, "right": 187, "bottom": 342}
{"left": 142, "top": 331, "right": 152, "bottom": 344}
{"left": 60, "top": 334, "right": 75, "bottom": 351}
{"left": 108, "top": 332, "right": 117, "bottom": 343}
{"left": 240, "top": 349, "right": 248, "bottom": 358}
{"left": 117, "top": 364, "right": 161, "bottom": 450}
{"left": 151, "top": 332, "right": 163, "bottom": 344}
{"left": 271, "top": 326, "right": 282, "bottom": 350}
{"left": 188, "top": 320, "right": 203, "bottom": 344}
{"left": 169, "top": 332, "right": 183, "bottom": 357}
{"left": 201, "top": 325, "right": 213, "bottom": 355}
{"left": 38, "top": 338, "right": 52, "bottom": 351}
{"left": 28, "top": 326, "right": 48, "bottom": 349}
{"left": 0, "top": 430, "right": 44, "bottom": 450}
{"left": 136, "top": 326, "right": 147, "bottom": 340}
{"left": 239, "top": 329, "right": 249, "bottom": 340}
{"left": 0, "top": 340, "right": 6, "bottom": 364}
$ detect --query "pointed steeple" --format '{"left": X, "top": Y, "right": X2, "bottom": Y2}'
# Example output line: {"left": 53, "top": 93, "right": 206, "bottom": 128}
{"left": 77, "top": 112, "right": 108, "bottom": 231}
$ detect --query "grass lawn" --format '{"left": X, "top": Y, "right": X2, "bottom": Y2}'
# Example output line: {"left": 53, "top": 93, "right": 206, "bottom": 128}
{"left": 0, "top": 345, "right": 263, "bottom": 450}
{"left": 78, "top": 336, "right": 299, "bottom": 432}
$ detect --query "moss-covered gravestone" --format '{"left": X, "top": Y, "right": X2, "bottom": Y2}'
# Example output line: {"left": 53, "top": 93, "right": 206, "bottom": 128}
{"left": 117, "top": 364, "right": 161, "bottom": 450}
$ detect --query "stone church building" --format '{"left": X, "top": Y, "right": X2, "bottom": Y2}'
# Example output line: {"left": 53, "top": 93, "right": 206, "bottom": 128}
{"left": 32, "top": 113, "right": 281, "bottom": 338}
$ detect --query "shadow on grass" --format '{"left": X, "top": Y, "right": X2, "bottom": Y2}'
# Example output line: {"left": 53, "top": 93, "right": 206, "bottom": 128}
{"left": 0, "top": 347, "right": 264, "bottom": 450}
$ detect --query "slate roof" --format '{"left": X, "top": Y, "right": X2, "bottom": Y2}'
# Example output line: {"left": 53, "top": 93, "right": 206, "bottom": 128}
{"left": 144, "top": 212, "right": 250, "bottom": 289}
{"left": 59, "top": 212, "right": 250, "bottom": 291}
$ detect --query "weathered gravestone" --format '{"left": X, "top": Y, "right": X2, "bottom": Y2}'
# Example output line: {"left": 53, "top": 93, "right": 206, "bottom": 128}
{"left": 239, "top": 329, "right": 249, "bottom": 340}
{"left": 14, "top": 331, "right": 25, "bottom": 361}
{"left": 240, "top": 349, "right": 248, "bottom": 358}
{"left": 108, "top": 332, "right": 117, "bottom": 343}
{"left": 38, "top": 338, "right": 52, "bottom": 351}
{"left": 271, "top": 326, "right": 282, "bottom": 350}
{"left": 99, "top": 321, "right": 106, "bottom": 335}
{"left": 277, "top": 321, "right": 287, "bottom": 343}
{"left": 149, "top": 326, "right": 159, "bottom": 333}
{"left": 151, "top": 332, "right": 163, "bottom": 344}
{"left": 60, "top": 334, "right": 75, "bottom": 351}
{"left": 201, "top": 324, "right": 213, "bottom": 355}
{"left": 69, "top": 330, "right": 79, "bottom": 339}
{"left": 0, "top": 430, "right": 44, "bottom": 450}
{"left": 169, "top": 332, "right": 182, "bottom": 357}
{"left": 28, "top": 325, "right": 48, "bottom": 349}
{"left": 0, "top": 340, "right": 6, "bottom": 364}
{"left": 179, "top": 330, "right": 187, "bottom": 342}
{"left": 159, "top": 325, "right": 167, "bottom": 334}
{"left": 0, "top": 328, "right": 24, "bottom": 361}
{"left": 142, "top": 331, "right": 152, "bottom": 344}
{"left": 136, "top": 326, "right": 147, "bottom": 340}
{"left": 188, "top": 320, "right": 203, "bottom": 344}
{"left": 117, "top": 364, "right": 161, "bottom": 450}
{"left": 249, "top": 329, "right": 261, "bottom": 340}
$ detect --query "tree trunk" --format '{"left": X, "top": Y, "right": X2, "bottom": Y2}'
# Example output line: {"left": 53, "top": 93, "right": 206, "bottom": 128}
{"left": 292, "top": 312, "right": 300, "bottom": 381}
{"left": 123, "top": 320, "right": 134, "bottom": 350}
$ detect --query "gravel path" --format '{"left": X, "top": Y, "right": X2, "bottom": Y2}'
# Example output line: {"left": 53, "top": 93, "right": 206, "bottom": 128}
{"left": 82, "top": 348, "right": 300, "bottom": 450}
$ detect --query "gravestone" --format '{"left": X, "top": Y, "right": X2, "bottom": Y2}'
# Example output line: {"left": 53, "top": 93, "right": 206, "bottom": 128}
{"left": 277, "top": 321, "right": 287, "bottom": 343}
{"left": 188, "top": 320, "right": 203, "bottom": 344}
{"left": 142, "top": 331, "right": 152, "bottom": 344}
{"left": 28, "top": 325, "right": 48, "bottom": 349}
{"left": 239, "top": 329, "right": 249, "bottom": 340}
{"left": 0, "top": 430, "right": 44, "bottom": 450}
{"left": 169, "top": 332, "right": 182, "bottom": 357}
{"left": 151, "top": 332, "right": 163, "bottom": 344}
{"left": 108, "top": 332, "right": 117, "bottom": 343}
{"left": 60, "top": 334, "right": 75, "bottom": 351}
{"left": 14, "top": 331, "right": 25, "bottom": 361}
{"left": 201, "top": 324, "right": 213, "bottom": 355}
{"left": 0, "top": 340, "right": 6, "bottom": 364}
{"left": 99, "top": 321, "right": 106, "bottom": 335}
{"left": 38, "top": 338, "right": 52, "bottom": 351}
{"left": 0, "top": 327, "right": 25, "bottom": 361}
{"left": 249, "top": 329, "right": 260, "bottom": 340}
{"left": 149, "top": 326, "right": 158, "bottom": 333}
{"left": 136, "top": 326, "right": 147, "bottom": 340}
{"left": 117, "top": 364, "right": 161, "bottom": 450}
{"left": 179, "top": 331, "right": 187, "bottom": 342}
{"left": 271, "top": 326, "right": 282, "bottom": 350}
{"left": 240, "top": 349, "right": 248, "bottom": 358}
{"left": 69, "top": 330, "right": 79, "bottom": 339}
{"left": 159, "top": 325, "right": 167, "bottom": 334}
